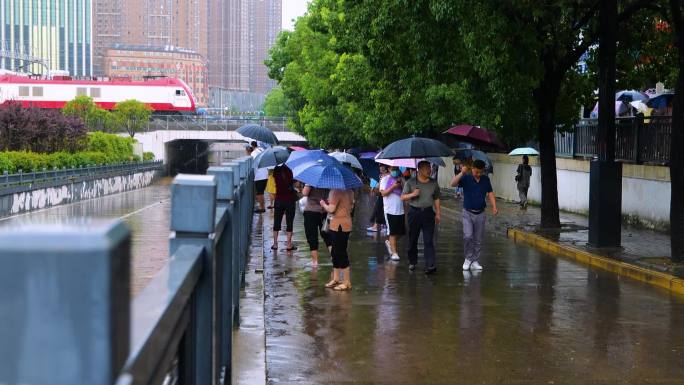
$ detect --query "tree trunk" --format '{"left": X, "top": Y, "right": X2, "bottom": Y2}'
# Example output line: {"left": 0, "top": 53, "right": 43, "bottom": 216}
{"left": 535, "top": 76, "right": 562, "bottom": 229}
{"left": 670, "top": 0, "right": 684, "bottom": 262}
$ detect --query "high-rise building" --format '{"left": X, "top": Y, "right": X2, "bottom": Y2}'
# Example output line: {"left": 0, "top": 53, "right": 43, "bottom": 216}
{"left": 103, "top": 44, "right": 208, "bottom": 106}
{"left": 93, "top": 0, "right": 207, "bottom": 77}
{"left": 249, "top": 0, "right": 281, "bottom": 93}
{"left": 1, "top": 0, "right": 93, "bottom": 76}
{"left": 207, "top": 0, "right": 282, "bottom": 108}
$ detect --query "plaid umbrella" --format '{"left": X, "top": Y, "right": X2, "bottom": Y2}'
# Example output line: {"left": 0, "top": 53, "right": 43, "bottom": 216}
{"left": 294, "top": 160, "right": 363, "bottom": 190}
{"left": 237, "top": 123, "right": 279, "bottom": 145}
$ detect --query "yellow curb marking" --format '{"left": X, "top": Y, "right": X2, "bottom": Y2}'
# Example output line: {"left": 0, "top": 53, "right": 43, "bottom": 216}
{"left": 507, "top": 228, "right": 684, "bottom": 296}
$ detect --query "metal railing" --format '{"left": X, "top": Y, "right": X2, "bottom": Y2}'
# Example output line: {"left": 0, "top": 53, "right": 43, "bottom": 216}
{"left": 0, "top": 160, "right": 163, "bottom": 190}
{"left": 141, "top": 115, "right": 289, "bottom": 132}
{"left": 555, "top": 116, "right": 672, "bottom": 165}
{"left": 0, "top": 156, "right": 256, "bottom": 385}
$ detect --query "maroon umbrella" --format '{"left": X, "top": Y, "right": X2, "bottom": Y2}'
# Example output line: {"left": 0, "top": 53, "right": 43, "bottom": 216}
{"left": 444, "top": 124, "right": 504, "bottom": 148}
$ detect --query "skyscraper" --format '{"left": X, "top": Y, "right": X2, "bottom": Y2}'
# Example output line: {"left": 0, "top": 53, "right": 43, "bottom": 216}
{"left": 249, "top": 0, "right": 281, "bottom": 93}
{"left": 92, "top": 0, "right": 207, "bottom": 77}
{"left": 1, "top": 0, "right": 93, "bottom": 76}
{"left": 207, "top": 0, "right": 282, "bottom": 108}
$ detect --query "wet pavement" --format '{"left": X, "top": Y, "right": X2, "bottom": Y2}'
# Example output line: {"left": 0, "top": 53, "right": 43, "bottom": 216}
{"left": 488, "top": 196, "right": 678, "bottom": 276}
{"left": 259, "top": 192, "right": 684, "bottom": 384}
{"left": 0, "top": 178, "right": 172, "bottom": 295}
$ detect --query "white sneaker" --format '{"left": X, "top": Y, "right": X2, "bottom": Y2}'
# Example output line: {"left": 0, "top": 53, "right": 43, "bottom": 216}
{"left": 462, "top": 259, "right": 472, "bottom": 270}
{"left": 471, "top": 261, "right": 483, "bottom": 271}
{"left": 391, "top": 253, "right": 400, "bottom": 261}
{"left": 385, "top": 240, "right": 393, "bottom": 256}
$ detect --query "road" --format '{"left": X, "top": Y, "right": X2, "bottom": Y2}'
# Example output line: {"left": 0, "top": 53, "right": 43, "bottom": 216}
{"left": 0, "top": 179, "right": 172, "bottom": 295}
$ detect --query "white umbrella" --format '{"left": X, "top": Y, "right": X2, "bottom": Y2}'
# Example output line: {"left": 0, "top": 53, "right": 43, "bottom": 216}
{"left": 508, "top": 147, "right": 539, "bottom": 156}
{"left": 329, "top": 151, "right": 363, "bottom": 170}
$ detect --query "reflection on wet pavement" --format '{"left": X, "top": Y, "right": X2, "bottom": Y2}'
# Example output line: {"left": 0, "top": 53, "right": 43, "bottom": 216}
{"left": 261, "top": 192, "right": 684, "bottom": 384}
{"left": 0, "top": 178, "right": 172, "bottom": 295}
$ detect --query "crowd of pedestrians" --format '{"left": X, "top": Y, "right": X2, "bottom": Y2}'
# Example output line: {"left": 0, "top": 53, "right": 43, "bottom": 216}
{"left": 250, "top": 148, "right": 535, "bottom": 292}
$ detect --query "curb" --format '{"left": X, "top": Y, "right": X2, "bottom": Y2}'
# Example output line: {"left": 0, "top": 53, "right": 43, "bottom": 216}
{"left": 507, "top": 228, "right": 684, "bottom": 296}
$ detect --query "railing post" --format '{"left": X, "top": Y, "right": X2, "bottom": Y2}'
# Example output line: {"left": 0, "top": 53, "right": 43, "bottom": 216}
{"left": 207, "top": 166, "right": 235, "bottom": 379}
{"left": 634, "top": 116, "right": 642, "bottom": 164}
{"left": 169, "top": 174, "right": 218, "bottom": 385}
{"left": 222, "top": 161, "right": 242, "bottom": 327}
{"left": 0, "top": 221, "right": 131, "bottom": 385}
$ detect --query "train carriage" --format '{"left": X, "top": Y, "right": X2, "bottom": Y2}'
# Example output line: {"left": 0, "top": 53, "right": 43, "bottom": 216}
{"left": 0, "top": 74, "right": 196, "bottom": 114}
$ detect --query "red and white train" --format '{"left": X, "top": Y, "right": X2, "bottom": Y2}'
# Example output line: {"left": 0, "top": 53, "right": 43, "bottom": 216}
{"left": 0, "top": 73, "right": 196, "bottom": 114}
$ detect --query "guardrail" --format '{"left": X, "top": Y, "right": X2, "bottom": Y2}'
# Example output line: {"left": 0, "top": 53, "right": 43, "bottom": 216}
{"left": 0, "top": 160, "right": 163, "bottom": 190}
{"left": 0, "top": 156, "right": 256, "bottom": 385}
{"left": 142, "top": 116, "right": 288, "bottom": 132}
{"left": 555, "top": 116, "right": 672, "bottom": 165}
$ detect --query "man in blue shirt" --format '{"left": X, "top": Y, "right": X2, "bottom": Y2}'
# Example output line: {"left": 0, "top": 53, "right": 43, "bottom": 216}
{"left": 450, "top": 159, "right": 498, "bottom": 271}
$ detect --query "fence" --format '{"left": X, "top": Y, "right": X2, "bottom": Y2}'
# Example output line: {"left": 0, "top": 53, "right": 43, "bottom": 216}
{"left": 555, "top": 116, "right": 672, "bottom": 165}
{"left": 142, "top": 115, "right": 288, "bottom": 132}
{"left": 0, "top": 156, "right": 256, "bottom": 385}
{"left": 0, "top": 160, "right": 163, "bottom": 190}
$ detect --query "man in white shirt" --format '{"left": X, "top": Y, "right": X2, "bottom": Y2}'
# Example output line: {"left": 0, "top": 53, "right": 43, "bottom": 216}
{"left": 380, "top": 166, "right": 406, "bottom": 261}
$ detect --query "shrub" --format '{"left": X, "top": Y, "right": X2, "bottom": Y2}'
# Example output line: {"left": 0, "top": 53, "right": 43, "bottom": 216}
{"left": 86, "top": 132, "right": 134, "bottom": 162}
{"left": 143, "top": 151, "right": 155, "bottom": 161}
{"left": 5, "top": 151, "right": 38, "bottom": 172}
{"left": 0, "top": 153, "right": 14, "bottom": 173}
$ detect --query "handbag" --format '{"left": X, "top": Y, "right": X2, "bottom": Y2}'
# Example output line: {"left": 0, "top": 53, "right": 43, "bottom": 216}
{"left": 298, "top": 196, "right": 308, "bottom": 213}
{"left": 321, "top": 214, "right": 331, "bottom": 232}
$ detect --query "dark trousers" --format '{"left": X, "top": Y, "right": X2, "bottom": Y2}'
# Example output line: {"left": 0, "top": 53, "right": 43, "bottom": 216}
{"left": 330, "top": 226, "right": 351, "bottom": 268}
{"left": 273, "top": 200, "right": 296, "bottom": 232}
{"left": 407, "top": 206, "right": 436, "bottom": 268}
{"left": 370, "top": 195, "right": 386, "bottom": 225}
{"left": 303, "top": 211, "right": 331, "bottom": 251}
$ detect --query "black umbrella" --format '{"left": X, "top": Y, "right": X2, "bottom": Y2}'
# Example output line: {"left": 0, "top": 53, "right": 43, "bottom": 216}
{"left": 254, "top": 146, "right": 290, "bottom": 169}
{"left": 237, "top": 123, "right": 279, "bottom": 145}
{"left": 378, "top": 137, "right": 453, "bottom": 159}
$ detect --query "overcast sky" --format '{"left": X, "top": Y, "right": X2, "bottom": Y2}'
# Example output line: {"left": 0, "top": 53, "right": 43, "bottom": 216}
{"left": 282, "top": 0, "right": 310, "bottom": 30}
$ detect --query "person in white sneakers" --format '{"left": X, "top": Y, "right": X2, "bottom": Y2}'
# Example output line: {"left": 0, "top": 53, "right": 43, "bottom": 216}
{"left": 450, "top": 159, "right": 498, "bottom": 271}
{"left": 379, "top": 166, "right": 406, "bottom": 261}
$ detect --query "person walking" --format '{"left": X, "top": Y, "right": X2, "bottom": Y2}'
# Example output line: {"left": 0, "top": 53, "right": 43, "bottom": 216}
{"left": 450, "top": 159, "right": 499, "bottom": 271}
{"left": 272, "top": 164, "right": 298, "bottom": 251}
{"left": 516, "top": 155, "right": 532, "bottom": 210}
{"left": 401, "top": 161, "right": 441, "bottom": 274}
{"left": 321, "top": 188, "right": 355, "bottom": 291}
{"left": 251, "top": 141, "right": 268, "bottom": 213}
{"left": 367, "top": 165, "right": 388, "bottom": 232}
{"left": 302, "top": 185, "right": 331, "bottom": 267}
{"left": 380, "top": 166, "right": 405, "bottom": 261}
{"left": 266, "top": 169, "right": 276, "bottom": 209}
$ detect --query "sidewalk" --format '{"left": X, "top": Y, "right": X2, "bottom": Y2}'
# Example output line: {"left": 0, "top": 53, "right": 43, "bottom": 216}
{"left": 484, "top": 194, "right": 681, "bottom": 278}
{"left": 256, "top": 192, "right": 684, "bottom": 384}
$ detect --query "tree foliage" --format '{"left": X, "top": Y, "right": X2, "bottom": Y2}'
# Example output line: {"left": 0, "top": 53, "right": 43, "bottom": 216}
{"left": 113, "top": 99, "right": 152, "bottom": 137}
{"left": 263, "top": 86, "right": 292, "bottom": 117}
{"left": 0, "top": 102, "right": 87, "bottom": 153}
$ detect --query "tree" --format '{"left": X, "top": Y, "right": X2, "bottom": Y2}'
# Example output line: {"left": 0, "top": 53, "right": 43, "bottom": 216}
{"left": 450, "top": 0, "right": 655, "bottom": 228}
{"left": 0, "top": 102, "right": 86, "bottom": 153}
{"left": 263, "top": 86, "right": 292, "bottom": 117}
{"left": 113, "top": 99, "right": 152, "bottom": 138}
{"left": 63, "top": 95, "right": 122, "bottom": 132}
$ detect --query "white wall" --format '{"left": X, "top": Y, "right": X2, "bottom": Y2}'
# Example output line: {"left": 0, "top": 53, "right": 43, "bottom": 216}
{"left": 438, "top": 155, "right": 671, "bottom": 229}
{"left": 131, "top": 130, "right": 308, "bottom": 162}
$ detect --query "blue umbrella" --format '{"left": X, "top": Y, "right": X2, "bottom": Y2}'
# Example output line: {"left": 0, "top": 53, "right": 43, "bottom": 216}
{"left": 286, "top": 149, "right": 329, "bottom": 169}
{"left": 294, "top": 160, "right": 364, "bottom": 190}
{"left": 289, "top": 154, "right": 340, "bottom": 176}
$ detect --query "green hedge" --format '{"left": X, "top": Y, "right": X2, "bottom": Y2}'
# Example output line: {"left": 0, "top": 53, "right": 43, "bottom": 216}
{"left": 143, "top": 151, "right": 155, "bottom": 161}
{"left": 0, "top": 133, "right": 143, "bottom": 173}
